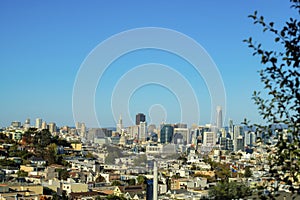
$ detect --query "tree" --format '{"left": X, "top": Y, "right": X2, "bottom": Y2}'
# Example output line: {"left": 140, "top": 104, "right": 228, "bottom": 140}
{"left": 44, "top": 143, "right": 58, "bottom": 165}
{"left": 17, "top": 170, "right": 28, "bottom": 177}
{"left": 57, "top": 168, "right": 69, "bottom": 180}
{"left": 244, "top": 0, "right": 300, "bottom": 192}
{"left": 244, "top": 166, "right": 253, "bottom": 178}
{"left": 128, "top": 178, "right": 136, "bottom": 185}
{"left": 209, "top": 181, "right": 252, "bottom": 200}
{"left": 136, "top": 175, "right": 147, "bottom": 185}
{"left": 34, "top": 129, "right": 52, "bottom": 148}
{"left": 111, "top": 180, "right": 122, "bottom": 186}
{"left": 95, "top": 175, "right": 106, "bottom": 182}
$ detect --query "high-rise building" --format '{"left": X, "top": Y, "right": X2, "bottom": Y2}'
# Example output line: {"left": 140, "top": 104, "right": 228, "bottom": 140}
{"left": 235, "top": 136, "right": 244, "bottom": 151}
{"left": 173, "top": 128, "right": 189, "bottom": 144}
{"left": 80, "top": 123, "right": 86, "bottom": 138}
{"left": 11, "top": 121, "right": 21, "bottom": 128}
{"left": 25, "top": 118, "right": 30, "bottom": 125}
{"left": 245, "top": 131, "right": 256, "bottom": 147}
{"left": 48, "top": 122, "right": 56, "bottom": 134}
{"left": 127, "top": 125, "right": 139, "bottom": 139}
{"left": 216, "top": 106, "right": 223, "bottom": 129}
{"left": 117, "top": 115, "right": 123, "bottom": 133}
{"left": 203, "top": 131, "right": 216, "bottom": 146}
{"left": 42, "top": 121, "right": 47, "bottom": 130}
{"left": 75, "top": 122, "right": 81, "bottom": 129}
{"left": 35, "top": 118, "right": 42, "bottom": 129}
{"left": 160, "top": 124, "right": 173, "bottom": 144}
{"left": 136, "top": 113, "right": 146, "bottom": 125}
{"left": 139, "top": 121, "right": 147, "bottom": 142}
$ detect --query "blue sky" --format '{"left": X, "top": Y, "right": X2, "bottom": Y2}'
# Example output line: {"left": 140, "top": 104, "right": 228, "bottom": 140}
{"left": 0, "top": 1, "right": 296, "bottom": 128}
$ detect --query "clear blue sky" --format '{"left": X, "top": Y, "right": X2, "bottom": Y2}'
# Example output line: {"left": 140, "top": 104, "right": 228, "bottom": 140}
{"left": 0, "top": 1, "right": 296, "bottom": 128}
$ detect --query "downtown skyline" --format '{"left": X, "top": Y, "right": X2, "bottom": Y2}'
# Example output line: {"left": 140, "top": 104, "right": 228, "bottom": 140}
{"left": 0, "top": 1, "right": 297, "bottom": 128}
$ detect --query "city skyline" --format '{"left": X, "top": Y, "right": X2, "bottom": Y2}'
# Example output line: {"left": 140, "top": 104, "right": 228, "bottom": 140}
{"left": 0, "top": 1, "right": 296, "bottom": 127}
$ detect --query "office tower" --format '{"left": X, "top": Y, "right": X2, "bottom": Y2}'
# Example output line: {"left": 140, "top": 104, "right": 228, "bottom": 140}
{"left": 23, "top": 118, "right": 31, "bottom": 130}
{"left": 35, "top": 118, "right": 42, "bottom": 129}
{"left": 146, "top": 179, "right": 154, "bottom": 200}
{"left": 148, "top": 124, "right": 156, "bottom": 133}
{"left": 203, "top": 131, "right": 216, "bottom": 146}
{"left": 25, "top": 118, "right": 30, "bottom": 125}
{"left": 48, "top": 122, "right": 56, "bottom": 134}
{"left": 173, "top": 128, "right": 189, "bottom": 144}
{"left": 75, "top": 122, "right": 81, "bottom": 129}
{"left": 11, "top": 121, "right": 21, "bottom": 128}
{"left": 245, "top": 131, "right": 256, "bottom": 147}
{"left": 127, "top": 125, "right": 139, "bottom": 139}
{"left": 117, "top": 115, "right": 123, "bottom": 133}
{"left": 216, "top": 106, "right": 223, "bottom": 129}
{"left": 80, "top": 123, "right": 86, "bottom": 138}
{"left": 136, "top": 113, "right": 146, "bottom": 125}
{"left": 160, "top": 124, "right": 174, "bottom": 144}
{"left": 41, "top": 121, "right": 47, "bottom": 129}
{"left": 234, "top": 125, "right": 244, "bottom": 139}
{"left": 153, "top": 161, "right": 158, "bottom": 200}
{"left": 139, "top": 121, "right": 147, "bottom": 142}
{"left": 235, "top": 136, "right": 244, "bottom": 151}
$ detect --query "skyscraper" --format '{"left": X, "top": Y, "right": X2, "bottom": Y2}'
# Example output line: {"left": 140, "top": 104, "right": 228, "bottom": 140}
{"left": 48, "top": 122, "right": 56, "bottom": 134}
{"left": 160, "top": 124, "right": 173, "bottom": 144}
{"left": 42, "top": 121, "right": 47, "bottom": 130}
{"left": 216, "top": 106, "right": 223, "bottom": 129}
{"left": 117, "top": 115, "right": 123, "bottom": 133}
{"left": 139, "top": 121, "right": 147, "bottom": 142}
{"left": 35, "top": 118, "right": 42, "bottom": 129}
{"left": 136, "top": 113, "right": 146, "bottom": 125}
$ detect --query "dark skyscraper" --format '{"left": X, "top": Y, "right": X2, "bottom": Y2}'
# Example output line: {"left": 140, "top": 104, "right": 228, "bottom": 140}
{"left": 136, "top": 113, "right": 146, "bottom": 125}
{"left": 160, "top": 124, "right": 174, "bottom": 144}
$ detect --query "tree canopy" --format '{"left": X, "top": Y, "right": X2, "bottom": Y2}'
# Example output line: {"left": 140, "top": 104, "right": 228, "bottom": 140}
{"left": 209, "top": 181, "right": 252, "bottom": 200}
{"left": 244, "top": 0, "right": 299, "bottom": 192}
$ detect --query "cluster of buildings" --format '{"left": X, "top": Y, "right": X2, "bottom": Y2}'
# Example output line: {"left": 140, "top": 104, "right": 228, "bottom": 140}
{"left": 0, "top": 106, "right": 297, "bottom": 199}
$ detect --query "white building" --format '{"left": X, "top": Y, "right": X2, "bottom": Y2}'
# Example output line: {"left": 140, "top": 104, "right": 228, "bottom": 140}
{"left": 203, "top": 131, "right": 216, "bottom": 146}
{"left": 35, "top": 118, "right": 42, "bottom": 129}
{"left": 139, "top": 121, "right": 147, "bottom": 142}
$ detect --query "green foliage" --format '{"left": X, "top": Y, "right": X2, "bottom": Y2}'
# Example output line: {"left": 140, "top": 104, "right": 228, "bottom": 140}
{"left": 128, "top": 178, "right": 136, "bottom": 185}
{"left": 95, "top": 175, "right": 106, "bottom": 182}
{"left": 85, "top": 152, "right": 95, "bottom": 159}
{"left": 136, "top": 175, "right": 147, "bottom": 185}
{"left": 209, "top": 181, "right": 252, "bottom": 200}
{"left": 21, "top": 129, "right": 70, "bottom": 166}
{"left": 244, "top": 0, "right": 300, "bottom": 191}
{"left": 41, "top": 143, "right": 58, "bottom": 166}
{"left": 106, "top": 195, "right": 126, "bottom": 200}
{"left": 208, "top": 160, "right": 231, "bottom": 181}
{"left": 52, "top": 136, "right": 72, "bottom": 147}
{"left": 34, "top": 129, "right": 52, "bottom": 148}
{"left": 17, "top": 170, "right": 28, "bottom": 177}
{"left": 111, "top": 180, "right": 122, "bottom": 186}
{"left": 244, "top": 166, "right": 253, "bottom": 178}
{"left": 56, "top": 168, "right": 69, "bottom": 180}
{"left": 0, "top": 159, "right": 17, "bottom": 167}
{"left": 0, "top": 133, "right": 14, "bottom": 143}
